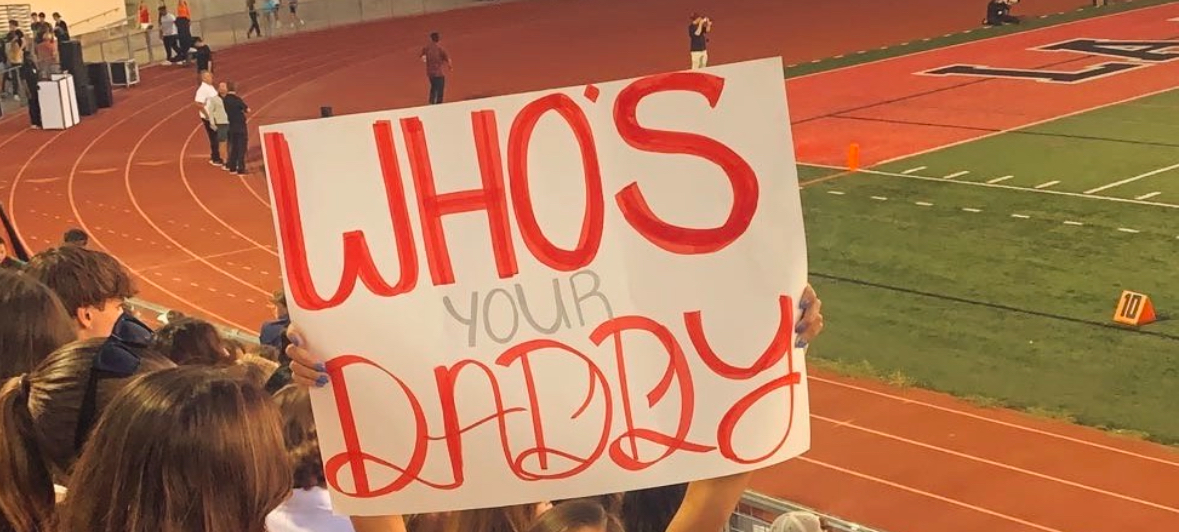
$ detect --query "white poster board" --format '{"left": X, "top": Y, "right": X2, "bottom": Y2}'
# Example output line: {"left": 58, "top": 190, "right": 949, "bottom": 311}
{"left": 260, "top": 57, "right": 811, "bottom": 516}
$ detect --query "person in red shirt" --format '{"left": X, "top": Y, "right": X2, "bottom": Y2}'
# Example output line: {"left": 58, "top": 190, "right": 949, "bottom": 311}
{"left": 419, "top": 32, "right": 452, "bottom": 105}
{"left": 137, "top": 1, "right": 151, "bottom": 29}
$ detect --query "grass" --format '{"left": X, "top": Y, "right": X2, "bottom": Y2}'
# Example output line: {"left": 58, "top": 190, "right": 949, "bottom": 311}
{"left": 798, "top": 89, "right": 1179, "bottom": 445}
{"left": 782, "top": 0, "right": 1179, "bottom": 78}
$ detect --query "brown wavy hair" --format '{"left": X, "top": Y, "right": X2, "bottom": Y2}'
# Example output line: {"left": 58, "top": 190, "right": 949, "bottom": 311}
{"left": 528, "top": 500, "right": 623, "bottom": 532}
{"left": 0, "top": 340, "right": 173, "bottom": 532}
{"left": 150, "top": 317, "right": 234, "bottom": 367}
{"left": 443, "top": 504, "right": 540, "bottom": 532}
{"left": 0, "top": 270, "right": 76, "bottom": 380}
{"left": 56, "top": 366, "right": 291, "bottom": 532}
{"left": 272, "top": 384, "right": 324, "bottom": 490}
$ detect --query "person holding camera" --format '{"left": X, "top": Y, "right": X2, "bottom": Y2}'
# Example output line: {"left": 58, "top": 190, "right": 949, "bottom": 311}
{"left": 985, "top": 0, "right": 1021, "bottom": 26}
{"left": 689, "top": 13, "right": 712, "bottom": 69}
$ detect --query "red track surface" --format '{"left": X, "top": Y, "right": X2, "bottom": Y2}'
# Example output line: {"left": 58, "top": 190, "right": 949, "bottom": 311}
{"left": 3, "top": 1, "right": 1179, "bottom": 530}
{"left": 789, "top": 2, "right": 1179, "bottom": 167}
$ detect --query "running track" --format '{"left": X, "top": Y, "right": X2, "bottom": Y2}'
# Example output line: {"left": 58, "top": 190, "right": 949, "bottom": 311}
{"left": 3, "top": 0, "right": 1178, "bottom": 530}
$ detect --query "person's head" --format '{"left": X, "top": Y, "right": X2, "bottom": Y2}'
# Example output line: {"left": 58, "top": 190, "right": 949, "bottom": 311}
{"left": 527, "top": 500, "right": 622, "bottom": 532}
{"left": 690, "top": 12, "right": 703, "bottom": 22}
{"left": 23, "top": 246, "right": 136, "bottom": 340}
{"left": 770, "top": 512, "right": 830, "bottom": 532}
{"left": 159, "top": 4, "right": 168, "bottom": 14}
{"left": 0, "top": 270, "right": 76, "bottom": 380}
{"left": 225, "top": 80, "right": 237, "bottom": 93}
{"left": 273, "top": 384, "right": 324, "bottom": 491}
{"left": 200, "top": 69, "right": 213, "bottom": 85}
{"left": 620, "top": 483, "right": 687, "bottom": 532}
{"left": 0, "top": 339, "right": 173, "bottom": 532}
{"left": 194, "top": 36, "right": 205, "bottom": 47}
{"left": 62, "top": 228, "right": 89, "bottom": 247}
{"left": 217, "top": 81, "right": 228, "bottom": 96}
{"left": 150, "top": 317, "right": 233, "bottom": 367}
{"left": 443, "top": 504, "right": 546, "bottom": 532}
{"left": 430, "top": 32, "right": 440, "bottom": 43}
{"left": 8, "top": 20, "right": 17, "bottom": 31}
{"left": 56, "top": 367, "right": 291, "bottom": 532}
{"left": 270, "top": 289, "right": 287, "bottom": 318}
{"left": 37, "top": 13, "right": 45, "bottom": 21}
{"left": 52, "top": 12, "right": 61, "bottom": 21}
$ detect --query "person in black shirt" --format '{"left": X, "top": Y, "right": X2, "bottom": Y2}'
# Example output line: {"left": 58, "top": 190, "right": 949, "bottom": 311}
{"left": 985, "top": 0, "right": 1020, "bottom": 26}
{"left": 688, "top": 13, "right": 712, "bottom": 70}
{"left": 222, "top": 81, "right": 250, "bottom": 176}
{"left": 193, "top": 36, "right": 213, "bottom": 73}
{"left": 52, "top": 13, "right": 69, "bottom": 41}
{"left": 20, "top": 53, "right": 39, "bottom": 129}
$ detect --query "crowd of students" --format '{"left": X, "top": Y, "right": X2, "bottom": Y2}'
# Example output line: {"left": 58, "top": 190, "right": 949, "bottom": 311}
{"left": 0, "top": 226, "right": 829, "bottom": 532}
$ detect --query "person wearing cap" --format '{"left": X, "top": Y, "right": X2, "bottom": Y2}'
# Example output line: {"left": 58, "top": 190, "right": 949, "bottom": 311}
{"left": 689, "top": 13, "right": 712, "bottom": 69}
{"left": 771, "top": 511, "right": 832, "bottom": 532}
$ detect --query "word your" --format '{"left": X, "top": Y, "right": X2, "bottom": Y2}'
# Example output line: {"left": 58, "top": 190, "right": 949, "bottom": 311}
{"left": 264, "top": 71, "right": 759, "bottom": 312}
{"left": 443, "top": 270, "right": 613, "bottom": 347}
{"left": 323, "top": 294, "right": 800, "bottom": 498}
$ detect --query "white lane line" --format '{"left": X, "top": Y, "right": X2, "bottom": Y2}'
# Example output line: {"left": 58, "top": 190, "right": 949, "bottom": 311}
{"left": 987, "top": 175, "right": 1014, "bottom": 184}
{"left": 1118, "top": 228, "right": 1141, "bottom": 234}
{"left": 1136, "top": 192, "right": 1162, "bottom": 200}
{"left": 1035, "top": 180, "right": 1061, "bottom": 189}
{"left": 944, "top": 170, "right": 970, "bottom": 180}
{"left": 1086, "top": 162, "right": 1179, "bottom": 194}
{"left": 903, "top": 166, "right": 927, "bottom": 174}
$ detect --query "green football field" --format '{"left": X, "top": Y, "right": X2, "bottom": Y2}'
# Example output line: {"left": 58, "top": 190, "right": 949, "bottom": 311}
{"left": 799, "top": 88, "right": 1179, "bottom": 444}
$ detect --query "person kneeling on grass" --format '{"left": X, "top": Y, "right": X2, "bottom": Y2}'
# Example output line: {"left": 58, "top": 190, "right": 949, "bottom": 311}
{"left": 985, "top": 0, "right": 1021, "bottom": 26}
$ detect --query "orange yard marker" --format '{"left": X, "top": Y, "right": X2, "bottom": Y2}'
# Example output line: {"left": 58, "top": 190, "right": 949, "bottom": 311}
{"left": 1113, "top": 290, "right": 1156, "bottom": 326}
{"left": 847, "top": 143, "right": 861, "bottom": 171}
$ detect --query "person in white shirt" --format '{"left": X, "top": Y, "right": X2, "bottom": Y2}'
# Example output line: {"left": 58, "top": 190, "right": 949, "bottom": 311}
{"left": 267, "top": 385, "right": 355, "bottom": 532}
{"left": 193, "top": 71, "right": 224, "bottom": 166}
{"left": 159, "top": 5, "right": 181, "bottom": 64}
{"left": 209, "top": 84, "right": 230, "bottom": 172}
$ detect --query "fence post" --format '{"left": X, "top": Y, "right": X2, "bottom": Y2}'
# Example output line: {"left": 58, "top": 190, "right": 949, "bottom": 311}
{"left": 124, "top": 32, "right": 133, "bottom": 62}
{"left": 147, "top": 31, "right": 156, "bottom": 64}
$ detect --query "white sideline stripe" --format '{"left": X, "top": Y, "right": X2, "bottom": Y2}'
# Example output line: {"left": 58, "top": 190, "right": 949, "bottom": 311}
{"left": 944, "top": 170, "right": 970, "bottom": 179}
{"left": 1035, "top": 180, "right": 1060, "bottom": 189}
{"left": 1064, "top": 220, "right": 1084, "bottom": 226}
{"left": 873, "top": 86, "right": 1179, "bottom": 168}
{"left": 962, "top": 208, "right": 982, "bottom": 213}
{"left": 855, "top": 168, "right": 1179, "bottom": 209}
{"left": 902, "top": 166, "right": 927, "bottom": 174}
{"left": 827, "top": 190, "right": 846, "bottom": 195}
{"left": 1011, "top": 214, "right": 1030, "bottom": 219}
{"left": 1118, "top": 227, "right": 1141, "bottom": 234}
{"left": 800, "top": 457, "right": 1068, "bottom": 532}
{"left": 813, "top": 415, "right": 1179, "bottom": 514}
{"left": 809, "top": 377, "right": 1179, "bottom": 468}
{"left": 1085, "top": 162, "right": 1179, "bottom": 194}
{"left": 871, "top": 196, "right": 888, "bottom": 201}
{"left": 1136, "top": 192, "right": 1162, "bottom": 200}
{"left": 987, "top": 175, "right": 1014, "bottom": 184}
{"left": 791, "top": 3, "right": 1178, "bottom": 81}
{"left": 916, "top": 201, "right": 934, "bottom": 206}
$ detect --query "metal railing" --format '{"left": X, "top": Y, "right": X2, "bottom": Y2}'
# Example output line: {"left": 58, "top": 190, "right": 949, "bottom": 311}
{"left": 731, "top": 491, "right": 886, "bottom": 532}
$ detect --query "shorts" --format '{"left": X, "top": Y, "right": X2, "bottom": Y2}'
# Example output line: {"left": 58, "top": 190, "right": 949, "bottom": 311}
{"left": 216, "top": 125, "right": 228, "bottom": 142}
{"left": 289, "top": 4, "right": 298, "bottom": 13}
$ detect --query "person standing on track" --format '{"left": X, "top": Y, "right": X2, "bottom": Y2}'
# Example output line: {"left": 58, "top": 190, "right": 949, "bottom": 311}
{"left": 193, "top": 36, "right": 213, "bottom": 74}
{"left": 688, "top": 13, "right": 712, "bottom": 70}
{"left": 287, "top": 0, "right": 304, "bottom": 28}
{"left": 246, "top": 0, "right": 262, "bottom": 39}
{"left": 194, "top": 70, "right": 224, "bottom": 167}
{"left": 176, "top": 0, "right": 194, "bottom": 64}
{"left": 222, "top": 81, "right": 250, "bottom": 176}
{"left": 420, "top": 32, "right": 452, "bottom": 105}
{"left": 159, "top": 5, "right": 181, "bottom": 65}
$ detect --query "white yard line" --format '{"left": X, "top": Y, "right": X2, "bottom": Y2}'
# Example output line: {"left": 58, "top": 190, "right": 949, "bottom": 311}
{"left": 1118, "top": 227, "right": 1141, "bottom": 234}
{"left": 962, "top": 208, "right": 982, "bottom": 213}
{"left": 827, "top": 190, "right": 845, "bottom": 195}
{"left": 854, "top": 168, "right": 1179, "bottom": 209}
{"left": 1035, "top": 180, "right": 1061, "bottom": 189}
{"left": 1085, "top": 162, "right": 1179, "bottom": 194}
{"left": 944, "top": 170, "right": 970, "bottom": 180}
{"left": 871, "top": 196, "right": 889, "bottom": 201}
{"left": 1136, "top": 192, "right": 1161, "bottom": 200}
{"left": 916, "top": 201, "right": 934, "bottom": 206}
{"left": 902, "top": 166, "right": 927, "bottom": 174}
{"left": 1011, "top": 214, "right": 1031, "bottom": 219}
{"left": 987, "top": 175, "right": 1014, "bottom": 184}
{"left": 1063, "top": 220, "right": 1084, "bottom": 226}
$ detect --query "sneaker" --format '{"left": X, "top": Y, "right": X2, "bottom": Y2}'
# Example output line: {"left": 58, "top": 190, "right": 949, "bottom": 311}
{"left": 209, "top": 160, "right": 224, "bottom": 166}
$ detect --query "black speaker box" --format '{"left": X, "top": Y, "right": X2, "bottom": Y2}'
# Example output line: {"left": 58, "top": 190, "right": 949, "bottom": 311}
{"left": 58, "top": 41, "right": 85, "bottom": 77}
{"left": 86, "top": 63, "right": 114, "bottom": 108}
{"left": 76, "top": 84, "right": 97, "bottom": 116}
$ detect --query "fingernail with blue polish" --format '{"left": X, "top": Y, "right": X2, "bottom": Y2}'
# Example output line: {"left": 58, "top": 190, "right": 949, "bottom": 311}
{"left": 291, "top": 335, "right": 303, "bottom": 347}
{"left": 314, "top": 363, "right": 326, "bottom": 373}
{"left": 795, "top": 340, "right": 808, "bottom": 349}
{"left": 315, "top": 375, "right": 329, "bottom": 388}
{"left": 795, "top": 322, "right": 806, "bottom": 334}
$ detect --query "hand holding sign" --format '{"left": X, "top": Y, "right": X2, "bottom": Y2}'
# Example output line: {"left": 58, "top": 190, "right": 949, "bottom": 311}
{"left": 262, "top": 58, "right": 811, "bottom": 515}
